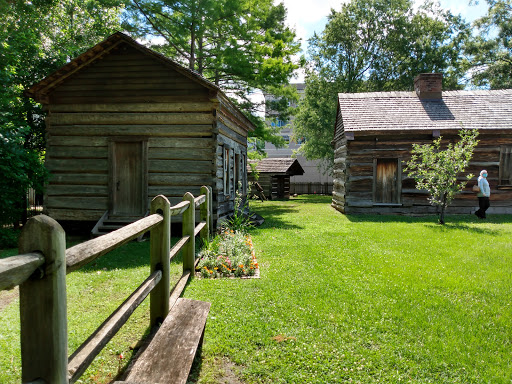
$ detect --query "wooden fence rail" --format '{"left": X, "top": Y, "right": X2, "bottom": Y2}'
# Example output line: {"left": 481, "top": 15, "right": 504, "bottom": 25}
{"left": 0, "top": 186, "right": 213, "bottom": 384}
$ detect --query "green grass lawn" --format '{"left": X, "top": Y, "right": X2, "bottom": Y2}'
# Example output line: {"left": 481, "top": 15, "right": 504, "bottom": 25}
{"left": 1, "top": 196, "right": 512, "bottom": 383}
{"left": 184, "top": 196, "right": 512, "bottom": 383}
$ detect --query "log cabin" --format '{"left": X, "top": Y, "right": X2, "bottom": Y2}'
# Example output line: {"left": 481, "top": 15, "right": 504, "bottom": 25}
{"left": 248, "top": 158, "right": 304, "bottom": 199}
{"left": 25, "top": 32, "right": 254, "bottom": 233}
{"left": 332, "top": 73, "right": 512, "bottom": 215}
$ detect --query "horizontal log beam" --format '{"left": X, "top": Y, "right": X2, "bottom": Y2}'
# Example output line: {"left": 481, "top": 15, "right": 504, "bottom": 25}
{"left": 66, "top": 214, "right": 163, "bottom": 273}
{"left": 48, "top": 113, "right": 214, "bottom": 126}
{"left": 194, "top": 221, "right": 206, "bottom": 237}
{"left": 194, "top": 195, "right": 206, "bottom": 207}
{"left": 169, "top": 201, "right": 190, "bottom": 217}
{"left": 169, "top": 271, "right": 191, "bottom": 310}
{"left": 0, "top": 253, "right": 45, "bottom": 291}
{"left": 170, "top": 236, "right": 190, "bottom": 261}
{"left": 49, "top": 102, "right": 214, "bottom": 113}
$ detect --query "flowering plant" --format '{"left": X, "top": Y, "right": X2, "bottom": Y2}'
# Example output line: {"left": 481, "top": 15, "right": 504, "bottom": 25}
{"left": 197, "top": 230, "right": 258, "bottom": 278}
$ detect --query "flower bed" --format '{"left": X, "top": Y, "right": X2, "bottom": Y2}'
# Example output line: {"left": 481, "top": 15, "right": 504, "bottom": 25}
{"left": 197, "top": 230, "right": 259, "bottom": 278}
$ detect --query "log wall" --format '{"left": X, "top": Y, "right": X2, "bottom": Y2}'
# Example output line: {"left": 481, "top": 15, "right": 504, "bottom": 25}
{"left": 214, "top": 97, "right": 249, "bottom": 223}
{"left": 332, "top": 129, "right": 512, "bottom": 215}
{"left": 44, "top": 44, "right": 218, "bottom": 221}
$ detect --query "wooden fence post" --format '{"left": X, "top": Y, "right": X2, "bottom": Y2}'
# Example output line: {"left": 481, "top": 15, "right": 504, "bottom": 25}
{"left": 18, "top": 215, "right": 68, "bottom": 384}
{"left": 149, "top": 195, "right": 171, "bottom": 327}
{"left": 200, "top": 186, "right": 210, "bottom": 243}
{"left": 182, "top": 192, "right": 195, "bottom": 276}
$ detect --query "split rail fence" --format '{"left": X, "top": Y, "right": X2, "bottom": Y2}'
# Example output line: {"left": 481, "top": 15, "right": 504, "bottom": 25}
{"left": 0, "top": 186, "right": 213, "bottom": 384}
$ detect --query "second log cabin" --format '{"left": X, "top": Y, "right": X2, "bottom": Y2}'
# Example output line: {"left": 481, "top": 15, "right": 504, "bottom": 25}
{"left": 332, "top": 73, "right": 512, "bottom": 215}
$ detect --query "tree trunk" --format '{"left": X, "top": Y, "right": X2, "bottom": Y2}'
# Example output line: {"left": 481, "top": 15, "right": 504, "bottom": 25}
{"left": 438, "top": 193, "right": 448, "bottom": 225}
{"left": 189, "top": 23, "right": 196, "bottom": 71}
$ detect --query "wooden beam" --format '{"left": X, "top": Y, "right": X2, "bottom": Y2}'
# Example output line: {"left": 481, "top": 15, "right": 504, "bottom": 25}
{"left": 123, "top": 298, "right": 210, "bottom": 384}
{"left": 170, "top": 236, "right": 190, "bottom": 261}
{"left": 194, "top": 194, "right": 206, "bottom": 207}
{"left": 66, "top": 214, "right": 163, "bottom": 273}
{"left": 170, "top": 201, "right": 190, "bottom": 217}
{"left": 194, "top": 222, "right": 206, "bottom": 237}
{"left": 149, "top": 196, "right": 171, "bottom": 327}
{"left": 18, "top": 215, "right": 68, "bottom": 384}
{"left": 0, "top": 253, "right": 45, "bottom": 291}
{"left": 182, "top": 193, "right": 196, "bottom": 275}
{"left": 48, "top": 112, "right": 214, "bottom": 126}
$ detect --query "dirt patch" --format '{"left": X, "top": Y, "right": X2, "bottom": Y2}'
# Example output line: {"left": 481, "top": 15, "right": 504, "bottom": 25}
{"left": 0, "top": 287, "right": 19, "bottom": 312}
{"left": 188, "top": 357, "right": 245, "bottom": 384}
{"left": 217, "top": 359, "right": 245, "bottom": 384}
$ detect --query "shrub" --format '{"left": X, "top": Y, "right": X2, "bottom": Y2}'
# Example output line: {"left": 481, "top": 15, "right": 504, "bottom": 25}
{"left": 197, "top": 230, "right": 258, "bottom": 278}
{"left": 0, "top": 227, "right": 20, "bottom": 249}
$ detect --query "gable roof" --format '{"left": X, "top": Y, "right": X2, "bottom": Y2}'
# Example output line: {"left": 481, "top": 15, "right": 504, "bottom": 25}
{"left": 335, "top": 89, "right": 512, "bottom": 138}
{"left": 249, "top": 158, "right": 304, "bottom": 176}
{"left": 24, "top": 32, "right": 255, "bottom": 131}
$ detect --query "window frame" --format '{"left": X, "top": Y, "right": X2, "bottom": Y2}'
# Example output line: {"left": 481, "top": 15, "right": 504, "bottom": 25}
{"left": 499, "top": 146, "right": 512, "bottom": 187}
{"left": 223, "top": 145, "right": 230, "bottom": 196}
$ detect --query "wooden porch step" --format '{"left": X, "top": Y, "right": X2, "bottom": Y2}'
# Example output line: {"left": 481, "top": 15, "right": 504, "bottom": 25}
{"left": 91, "top": 212, "right": 146, "bottom": 237}
{"left": 116, "top": 298, "right": 211, "bottom": 384}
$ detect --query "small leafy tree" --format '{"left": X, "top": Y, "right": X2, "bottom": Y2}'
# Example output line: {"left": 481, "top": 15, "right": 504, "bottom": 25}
{"left": 404, "top": 129, "right": 479, "bottom": 224}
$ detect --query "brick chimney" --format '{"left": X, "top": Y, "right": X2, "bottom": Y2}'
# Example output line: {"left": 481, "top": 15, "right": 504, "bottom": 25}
{"left": 414, "top": 73, "right": 442, "bottom": 99}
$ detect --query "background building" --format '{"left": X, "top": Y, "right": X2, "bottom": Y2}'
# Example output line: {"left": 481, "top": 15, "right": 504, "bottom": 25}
{"left": 264, "top": 83, "right": 333, "bottom": 195}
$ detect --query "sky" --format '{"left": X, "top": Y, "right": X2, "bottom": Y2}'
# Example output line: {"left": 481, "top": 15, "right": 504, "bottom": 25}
{"left": 279, "top": 0, "right": 489, "bottom": 82}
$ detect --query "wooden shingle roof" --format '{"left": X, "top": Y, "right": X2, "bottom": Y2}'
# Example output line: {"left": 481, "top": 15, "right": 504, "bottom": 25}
{"left": 248, "top": 158, "right": 304, "bottom": 176}
{"left": 335, "top": 89, "right": 512, "bottom": 139}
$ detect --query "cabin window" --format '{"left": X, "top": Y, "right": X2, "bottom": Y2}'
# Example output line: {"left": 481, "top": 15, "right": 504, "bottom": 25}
{"left": 242, "top": 153, "right": 247, "bottom": 194}
{"left": 235, "top": 153, "right": 241, "bottom": 192}
{"left": 223, "top": 146, "right": 230, "bottom": 195}
{"left": 499, "top": 146, "right": 512, "bottom": 186}
{"left": 373, "top": 158, "right": 401, "bottom": 204}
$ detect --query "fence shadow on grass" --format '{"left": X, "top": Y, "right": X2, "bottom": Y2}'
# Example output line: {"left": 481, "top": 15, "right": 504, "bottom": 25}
{"left": 77, "top": 237, "right": 185, "bottom": 273}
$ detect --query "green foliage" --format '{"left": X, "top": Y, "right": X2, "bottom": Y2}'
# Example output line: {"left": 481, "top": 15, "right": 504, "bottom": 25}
{"left": 0, "top": 1, "right": 123, "bottom": 222}
{"left": 197, "top": 231, "right": 257, "bottom": 278}
{"left": 465, "top": 0, "right": 512, "bottom": 88}
{"left": 223, "top": 183, "right": 253, "bottom": 233}
{"left": 123, "top": 0, "right": 301, "bottom": 144}
{"left": 404, "top": 129, "right": 479, "bottom": 224}
{"left": 0, "top": 0, "right": 123, "bottom": 150}
{"left": 294, "top": 0, "right": 470, "bottom": 169}
{"left": 0, "top": 129, "right": 47, "bottom": 226}
{"left": 0, "top": 227, "right": 21, "bottom": 249}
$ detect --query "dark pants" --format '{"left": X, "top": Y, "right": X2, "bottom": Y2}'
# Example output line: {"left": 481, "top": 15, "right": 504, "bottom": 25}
{"left": 476, "top": 197, "right": 490, "bottom": 218}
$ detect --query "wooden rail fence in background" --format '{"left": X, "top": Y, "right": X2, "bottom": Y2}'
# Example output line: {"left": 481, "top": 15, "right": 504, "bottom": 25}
{"left": 290, "top": 182, "right": 333, "bottom": 195}
{"left": 0, "top": 186, "right": 212, "bottom": 384}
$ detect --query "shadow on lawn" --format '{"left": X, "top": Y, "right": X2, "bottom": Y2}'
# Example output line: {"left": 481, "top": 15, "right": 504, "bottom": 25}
{"left": 346, "top": 214, "right": 512, "bottom": 235}
{"left": 78, "top": 238, "right": 185, "bottom": 272}
{"left": 289, "top": 195, "right": 332, "bottom": 204}
{"left": 249, "top": 203, "right": 304, "bottom": 232}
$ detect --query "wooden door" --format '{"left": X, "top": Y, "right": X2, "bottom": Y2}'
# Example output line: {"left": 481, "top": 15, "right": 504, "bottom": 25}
{"left": 272, "top": 176, "right": 286, "bottom": 199}
{"left": 374, "top": 158, "right": 400, "bottom": 204}
{"left": 110, "top": 141, "right": 147, "bottom": 216}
